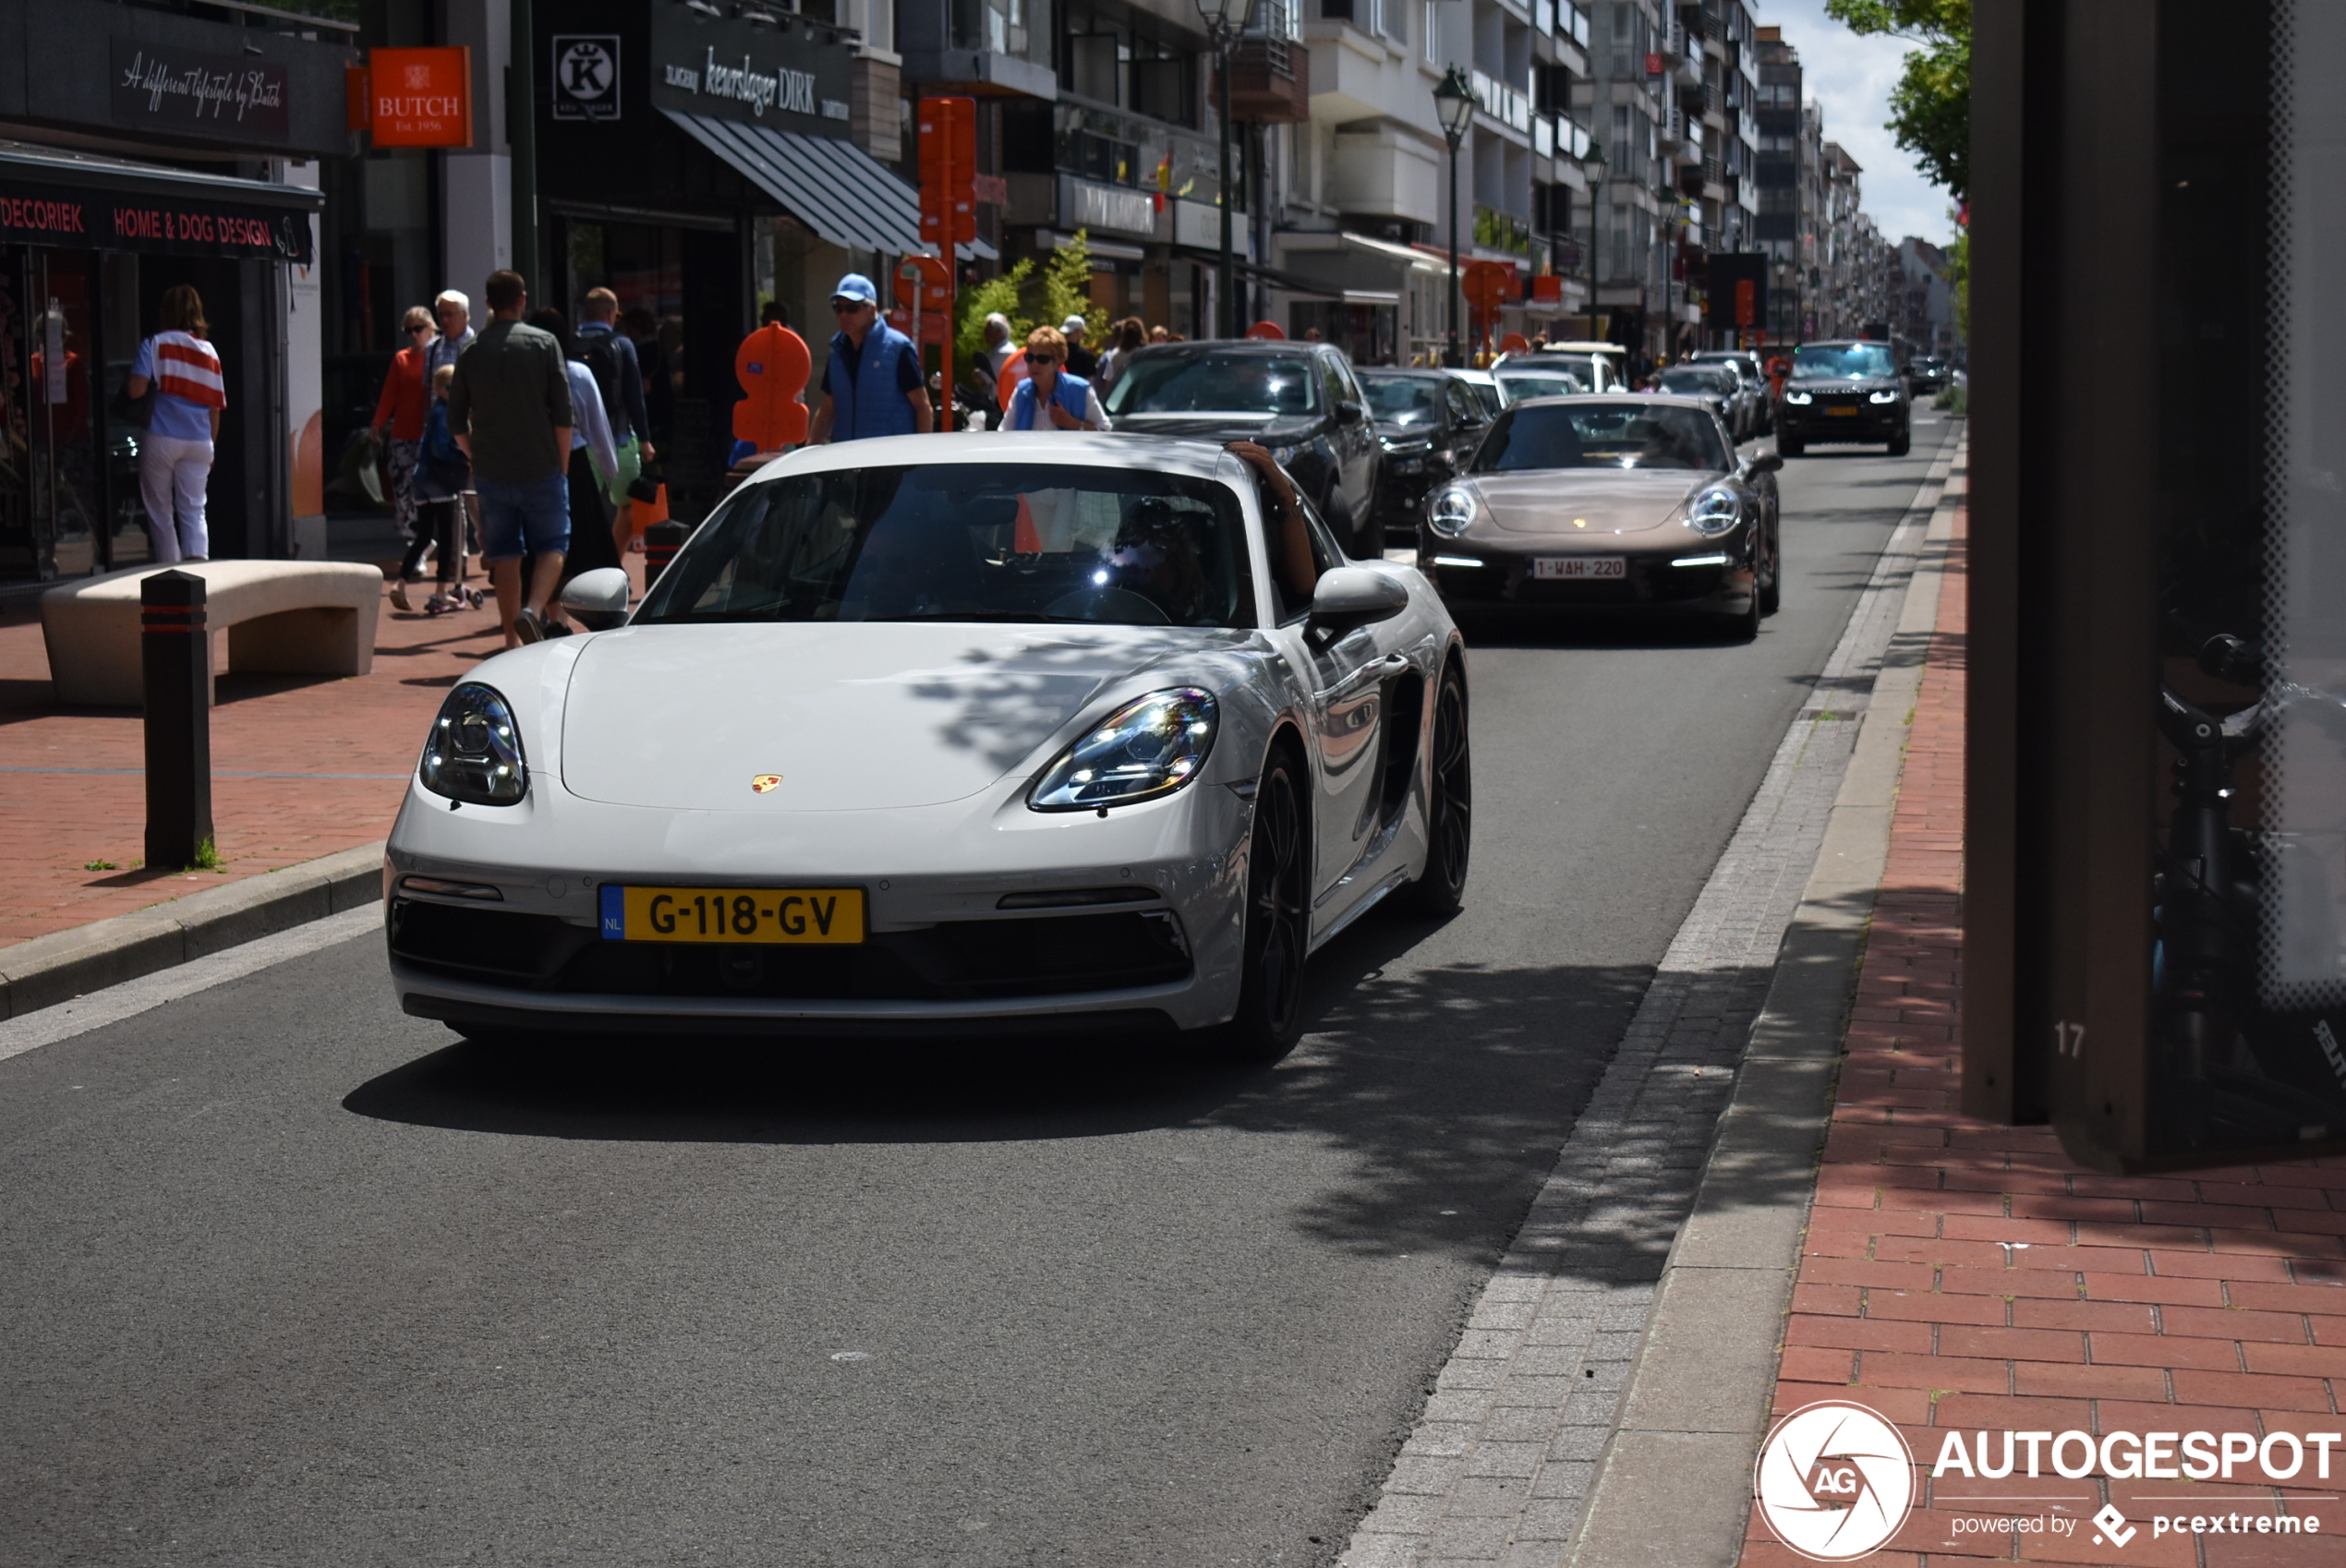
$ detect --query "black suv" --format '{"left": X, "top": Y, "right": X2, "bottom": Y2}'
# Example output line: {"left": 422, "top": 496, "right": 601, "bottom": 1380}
{"left": 1358, "top": 368, "right": 1493, "bottom": 537}
{"left": 1103, "top": 342, "right": 1385, "bottom": 556}
{"left": 1777, "top": 339, "right": 1911, "bottom": 457}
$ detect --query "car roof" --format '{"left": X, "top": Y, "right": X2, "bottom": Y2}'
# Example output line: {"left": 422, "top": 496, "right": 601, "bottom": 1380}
{"left": 750, "top": 431, "right": 1247, "bottom": 484}
{"left": 1125, "top": 340, "right": 1330, "bottom": 358}
{"left": 1502, "top": 392, "right": 1724, "bottom": 412}
{"left": 1450, "top": 368, "right": 1499, "bottom": 383}
{"left": 1360, "top": 367, "right": 1448, "bottom": 379}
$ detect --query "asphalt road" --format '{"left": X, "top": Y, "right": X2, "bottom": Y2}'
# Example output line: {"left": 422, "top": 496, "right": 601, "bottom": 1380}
{"left": 0, "top": 412, "right": 1950, "bottom": 1567}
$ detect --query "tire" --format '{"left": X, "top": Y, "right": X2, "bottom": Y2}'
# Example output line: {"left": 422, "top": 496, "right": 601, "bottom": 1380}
{"left": 1717, "top": 579, "right": 1762, "bottom": 641}
{"left": 1778, "top": 435, "right": 1804, "bottom": 457}
{"left": 1207, "top": 750, "right": 1312, "bottom": 1063}
{"left": 1887, "top": 427, "right": 1911, "bottom": 457}
{"left": 1398, "top": 662, "right": 1471, "bottom": 917}
{"left": 1758, "top": 525, "right": 1782, "bottom": 617}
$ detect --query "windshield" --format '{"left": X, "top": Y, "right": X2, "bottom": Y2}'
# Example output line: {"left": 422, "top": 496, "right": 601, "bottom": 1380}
{"left": 636, "top": 463, "right": 1253, "bottom": 628}
{"left": 1360, "top": 375, "right": 1441, "bottom": 425}
{"left": 1496, "top": 371, "right": 1586, "bottom": 401}
{"left": 1658, "top": 368, "right": 1734, "bottom": 396}
{"left": 1104, "top": 353, "right": 1321, "bottom": 417}
{"left": 1466, "top": 380, "right": 1506, "bottom": 416}
{"left": 1793, "top": 343, "right": 1896, "bottom": 380}
{"left": 1470, "top": 402, "right": 1730, "bottom": 474}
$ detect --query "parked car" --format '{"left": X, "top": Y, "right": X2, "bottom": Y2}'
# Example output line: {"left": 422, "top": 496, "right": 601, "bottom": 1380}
{"left": 1905, "top": 354, "right": 1952, "bottom": 394}
{"left": 1688, "top": 350, "right": 1772, "bottom": 435}
{"left": 384, "top": 433, "right": 1470, "bottom": 1061}
{"left": 1419, "top": 393, "right": 1783, "bottom": 638}
{"left": 1451, "top": 368, "right": 1508, "bottom": 418}
{"left": 1103, "top": 342, "right": 1385, "bottom": 557}
{"left": 1776, "top": 339, "right": 1912, "bottom": 456}
{"left": 1359, "top": 368, "right": 1496, "bottom": 537}
{"left": 1654, "top": 364, "right": 1746, "bottom": 440}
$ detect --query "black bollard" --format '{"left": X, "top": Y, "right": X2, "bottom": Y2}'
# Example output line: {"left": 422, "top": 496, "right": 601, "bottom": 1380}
{"left": 643, "top": 519, "right": 690, "bottom": 593}
{"left": 141, "top": 570, "right": 212, "bottom": 871}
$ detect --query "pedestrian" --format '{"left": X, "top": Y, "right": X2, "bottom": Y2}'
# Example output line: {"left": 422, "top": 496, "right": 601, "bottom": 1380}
{"left": 619, "top": 307, "right": 675, "bottom": 453}
{"left": 1149, "top": 324, "right": 1171, "bottom": 344}
{"left": 1006, "top": 326, "right": 1110, "bottom": 431}
{"left": 426, "top": 290, "right": 478, "bottom": 563}
{"left": 807, "top": 273, "right": 932, "bottom": 444}
{"left": 1096, "top": 317, "right": 1144, "bottom": 391}
{"left": 444, "top": 270, "right": 573, "bottom": 647}
{"left": 411, "top": 365, "right": 472, "bottom": 614}
{"left": 1060, "top": 315, "right": 1099, "bottom": 378}
{"left": 575, "top": 286, "right": 656, "bottom": 560}
{"left": 375, "top": 306, "right": 437, "bottom": 610}
{"left": 526, "top": 308, "right": 623, "bottom": 608}
{"left": 123, "top": 283, "right": 224, "bottom": 564}
{"left": 979, "top": 311, "right": 1015, "bottom": 380}
{"left": 761, "top": 298, "right": 790, "bottom": 328}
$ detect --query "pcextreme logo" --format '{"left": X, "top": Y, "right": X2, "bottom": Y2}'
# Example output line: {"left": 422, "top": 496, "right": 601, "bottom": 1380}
{"left": 1754, "top": 1401, "right": 1917, "bottom": 1562}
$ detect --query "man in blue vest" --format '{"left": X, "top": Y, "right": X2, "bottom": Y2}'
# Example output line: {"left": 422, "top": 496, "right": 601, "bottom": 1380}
{"left": 1006, "top": 325, "right": 1113, "bottom": 431}
{"left": 808, "top": 273, "right": 933, "bottom": 443}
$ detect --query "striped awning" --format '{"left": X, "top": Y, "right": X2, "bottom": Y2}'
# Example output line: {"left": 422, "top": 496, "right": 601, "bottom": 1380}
{"left": 664, "top": 110, "right": 924, "bottom": 256}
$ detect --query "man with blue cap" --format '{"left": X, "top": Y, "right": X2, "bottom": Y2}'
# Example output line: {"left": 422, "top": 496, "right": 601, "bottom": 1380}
{"left": 807, "top": 272, "right": 932, "bottom": 443}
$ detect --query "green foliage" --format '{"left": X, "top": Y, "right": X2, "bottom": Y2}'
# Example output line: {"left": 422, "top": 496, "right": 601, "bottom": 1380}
{"left": 1935, "top": 382, "right": 1967, "bottom": 416}
{"left": 1946, "top": 221, "right": 1970, "bottom": 343}
{"left": 1826, "top": 0, "right": 1971, "bottom": 200}
{"left": 1042, "top": 230, "right": 1095, "bottom": 343}
{"left": 955, "top": 259, "right": 1033, "bottom": 368}
{"left": 83, "top": 860, "right": 117, "bottom": 872}
{"left": 192, "top": 837, "right": 223, "bottom": 872}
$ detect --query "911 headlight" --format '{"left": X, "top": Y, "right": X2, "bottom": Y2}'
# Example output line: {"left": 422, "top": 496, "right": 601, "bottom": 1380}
{"left": 1271, "top": 444, "right": 1301, "bottom": 465}
{"left": 1030, "top": 688, "right": 1217, "bottom": 812}
{"left": 1685, "top": 487, "right": 1744, "bottom": 537}
{"left": 1784, "top": 390, "right": 1813, "bottom": 405}
{"left": 1868, "top": 389, "right": 1899, "bottom": 404}
{"left": 1428, "top": 486, "right": 1479, "bottom": 537}
{"left": 420, "top": 681, "right": 527, "bottom": 805}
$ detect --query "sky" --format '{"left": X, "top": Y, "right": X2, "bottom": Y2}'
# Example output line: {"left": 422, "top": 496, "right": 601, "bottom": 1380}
{"left": 1755, "top": 0, "right": 1959, "bottom": 247}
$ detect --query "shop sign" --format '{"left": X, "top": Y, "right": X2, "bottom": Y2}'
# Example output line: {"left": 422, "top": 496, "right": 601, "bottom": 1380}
{"left": 368, "top": 48, "right": 472, "bottom": 148}
{"left": 0, "top": 183, "right": 314, "bottom": 266}
{"left": 647, "top": 5, "right": 851, "bottom": 133}
{"left": 551, "top": 36, "right": 622, "bottom": 122}
{"left": 110, "top": 40, "right": 290, "bottom": 140}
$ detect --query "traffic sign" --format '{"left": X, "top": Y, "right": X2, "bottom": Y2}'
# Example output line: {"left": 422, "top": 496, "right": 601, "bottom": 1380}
{"left": 1463, "top": 260, "right": 1516, "bottom": 312}
{"left": 919, "top": 96, "right": 977, "bottom": 247}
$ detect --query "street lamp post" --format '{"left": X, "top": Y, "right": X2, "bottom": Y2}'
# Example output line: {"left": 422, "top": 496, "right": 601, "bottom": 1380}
{"left": 1433, "top": 66, "right": 1475, "bottom": 368}
{"left": 1582, "top": 141, "right": 1607, "bottom": 343}
{"left": 1197, "top": 0, "right": 1260, "bottom": 338}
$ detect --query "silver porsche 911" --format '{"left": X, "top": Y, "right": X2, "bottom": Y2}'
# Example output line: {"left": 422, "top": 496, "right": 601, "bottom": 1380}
{"left": 383, "top": 433, "right": 1470, "bottom": 1059}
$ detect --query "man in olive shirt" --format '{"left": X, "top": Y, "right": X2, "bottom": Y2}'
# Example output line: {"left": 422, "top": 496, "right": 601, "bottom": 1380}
{"left": 447, "top": 269, "right": 574, "bottom": 646}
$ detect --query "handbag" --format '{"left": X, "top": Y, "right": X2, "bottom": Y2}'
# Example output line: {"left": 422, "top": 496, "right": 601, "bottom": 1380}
{"left": 625, "top": 458, "right": 663, "bottom": 505}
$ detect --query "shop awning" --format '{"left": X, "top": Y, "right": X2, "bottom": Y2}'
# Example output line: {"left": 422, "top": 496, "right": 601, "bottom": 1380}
{"left": 0, "top": 139, "right": 321, "bottom": 265}
{"left": 664, "top": 111, "right": 924, "bottom": 257}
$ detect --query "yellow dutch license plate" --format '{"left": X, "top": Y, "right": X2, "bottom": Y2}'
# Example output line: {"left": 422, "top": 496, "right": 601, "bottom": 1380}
{"left": 602, "top": 886, "right": 865, "bottom": 944}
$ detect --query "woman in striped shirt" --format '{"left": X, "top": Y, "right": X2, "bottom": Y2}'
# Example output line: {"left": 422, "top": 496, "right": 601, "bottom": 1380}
{"left": 124, "top": 284, "right": 226, "bottom": 564}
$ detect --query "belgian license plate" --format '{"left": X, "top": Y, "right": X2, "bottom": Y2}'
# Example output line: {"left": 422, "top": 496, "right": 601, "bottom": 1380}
{"left": 1534, "top": 556, "right": 1626, "bottom": 580}
{"left": 600, "top": 886, "right": 865, "bottom": 944}
{"left": 1825, "top": 405, "right": 1862, "bottom": 416}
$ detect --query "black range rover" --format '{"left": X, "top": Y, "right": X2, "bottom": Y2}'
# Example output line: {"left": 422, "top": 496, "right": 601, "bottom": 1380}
{"left": 1776, "top": 340, "right": 1911, "bottom": 457}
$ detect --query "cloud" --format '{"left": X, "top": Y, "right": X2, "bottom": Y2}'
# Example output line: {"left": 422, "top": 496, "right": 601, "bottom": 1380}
{"left": 1756, "top": 0, "right": 1960, "bottom": 244}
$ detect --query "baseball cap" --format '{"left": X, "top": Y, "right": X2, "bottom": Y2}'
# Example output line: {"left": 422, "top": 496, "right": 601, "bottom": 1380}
{"left": 831, "top": 272, "right": 879, "bottom": 306}
{"left": 1062, "top": 315, "right": 1088, "bottom": 334}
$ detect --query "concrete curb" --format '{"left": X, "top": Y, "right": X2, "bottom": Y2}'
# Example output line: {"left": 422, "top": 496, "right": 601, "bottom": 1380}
{"left": 0, "top": 843, "right": 386, "bottom": 1021}
{"left": 1563, "top": 440, "right": 1966, "bottom": 1567}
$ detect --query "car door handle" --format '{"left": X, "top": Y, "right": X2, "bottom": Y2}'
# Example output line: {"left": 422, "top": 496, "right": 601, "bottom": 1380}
{"left": 1320, "top": 654, "right": 1409, "bottom": 704}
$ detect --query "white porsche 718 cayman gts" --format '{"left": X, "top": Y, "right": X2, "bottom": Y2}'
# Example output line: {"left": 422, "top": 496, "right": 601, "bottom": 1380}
{"left": 383, "top": 433, "right": 1469, "bottom": 1059}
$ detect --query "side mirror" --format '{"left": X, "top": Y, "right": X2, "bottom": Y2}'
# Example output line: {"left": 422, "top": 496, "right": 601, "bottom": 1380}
{"left": 558, "top": 566, "right": 632, "bottom": 631}
{"left": 1742, "top": 451, "right": 1784, "bottom": 476}
{"left": 1308, "top": 566, "right": 1410, "bottom": 635}
{"left": 1336, "top": 400, "right": 1365, "bottom": 425}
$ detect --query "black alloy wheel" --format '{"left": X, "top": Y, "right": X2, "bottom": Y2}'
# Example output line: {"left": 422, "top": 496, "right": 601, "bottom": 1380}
{"left": 1718, "top": 569, "right": 1763, "bottom": 641}
{"left": 1758, "top": 520, "right": 1783, "bottom": 616}
{"left": 1211, "top": 752, "right": 1312, "bottom": 1062}
{"left": 1887, "top": 425, "right": 1912, "bottom": 457}
{"left": 1400, "top": 664, "right": 1472, "bottom": 917}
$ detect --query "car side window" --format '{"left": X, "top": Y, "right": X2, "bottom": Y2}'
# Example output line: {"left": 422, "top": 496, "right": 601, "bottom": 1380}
{"left": 1293, "top": 488, "right": 1349, "bottom": 573}
{"left": 1448, "top": 382, "right": 1483, "bottom": 426}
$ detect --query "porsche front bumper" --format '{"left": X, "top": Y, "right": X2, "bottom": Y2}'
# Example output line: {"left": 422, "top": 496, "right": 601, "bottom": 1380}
{"left": 1416, "top": 537, "right": 1757, "bottom": 612}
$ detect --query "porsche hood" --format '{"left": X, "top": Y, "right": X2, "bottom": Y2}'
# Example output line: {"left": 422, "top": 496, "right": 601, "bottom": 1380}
{"left": 559, "top": 622, "right": 1215, "bottom": 812}
{"left": 1461, "top": 469, "right": 1711, "bottom": 537}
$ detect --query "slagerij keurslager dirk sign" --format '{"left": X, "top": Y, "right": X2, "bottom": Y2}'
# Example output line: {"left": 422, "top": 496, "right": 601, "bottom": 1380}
{"left": 646, "top": 3, "right": 850, "bottom": 131}
{"left": 110, "top": 40, "right": 291, "bottom": 140}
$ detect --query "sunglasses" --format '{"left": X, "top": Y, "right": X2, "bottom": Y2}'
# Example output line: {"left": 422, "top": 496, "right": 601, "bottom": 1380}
{"left": 831, "top": 298, "right": 873, "bottom": 314}
{"left": 1026, "top": 353, "right": 1059, "bottom": 365}
{"left": 406, "top": 323, "right": 432, "bottom": 335}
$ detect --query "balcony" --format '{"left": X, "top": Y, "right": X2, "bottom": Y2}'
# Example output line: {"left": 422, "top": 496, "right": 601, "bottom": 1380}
{"left": 1221, "top": 33, "right": 1310, "bottom": 121}
{"left": 1471, "top": 67, "right": 1533, "bottom": 134}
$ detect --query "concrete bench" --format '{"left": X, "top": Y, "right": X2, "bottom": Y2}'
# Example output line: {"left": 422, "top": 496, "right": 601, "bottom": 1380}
{"left": 41, "top": 561, "right": 384, "bottom": 707}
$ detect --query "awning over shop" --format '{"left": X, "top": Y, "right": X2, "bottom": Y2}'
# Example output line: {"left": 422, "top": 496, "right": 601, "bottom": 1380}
{"left": 664, "top": 110, "right": 924, "bottom": 257}
{"left": 0, "top": 139, "right": 321, "bottom": 265}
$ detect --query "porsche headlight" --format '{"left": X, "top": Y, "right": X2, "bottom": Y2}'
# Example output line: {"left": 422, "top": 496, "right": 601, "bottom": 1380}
{"left": 1428, "top": 486, "right": 1479, "bottom": 537}
{"left": 420, "top": 681, "right": 528, "bottom": 805}
{"left": 1030, "top": 688, "right": 1217, "bottom": 812}
{"left": 1271, "top": 444, "right": 1301, "bottom": 465}
{"left": 1685, "top": 487, "right": 1744, "bottom": 537}
{"left": 1784, "top": 390, "right": 1813, "bottom": 405}
{"left": 1868, "top": 389, "right": 1899, "bottom": 404}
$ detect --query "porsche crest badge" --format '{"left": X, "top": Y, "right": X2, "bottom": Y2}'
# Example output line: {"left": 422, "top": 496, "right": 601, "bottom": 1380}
{"left": 751, "top": 775, "right": 782, "bottom": 794}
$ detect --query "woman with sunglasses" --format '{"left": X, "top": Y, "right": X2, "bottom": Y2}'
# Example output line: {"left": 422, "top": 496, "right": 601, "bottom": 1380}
{"left": 373, "top": 306, "right": 438, "bottom": 606}
{"left": 1005, "top": 326, "right": 1111, "bottom": 432}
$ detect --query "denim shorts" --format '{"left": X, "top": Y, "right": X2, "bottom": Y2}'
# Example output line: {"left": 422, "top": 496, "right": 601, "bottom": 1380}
{"left": 475, "top": 474, "right": 571, "bottom": 561}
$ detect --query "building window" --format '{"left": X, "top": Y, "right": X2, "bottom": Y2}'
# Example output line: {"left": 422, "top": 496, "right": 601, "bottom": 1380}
{"left": 1424, "top": 0, "right": 1438, "bottom": 60}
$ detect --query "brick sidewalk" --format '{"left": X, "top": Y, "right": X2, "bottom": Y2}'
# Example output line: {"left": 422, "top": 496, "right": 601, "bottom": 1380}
{"left": 1742, "top": 506, "right": 2346, "bottom": 1565}
{"left": 0, "top": 553, "right": 645, "bottom": 951}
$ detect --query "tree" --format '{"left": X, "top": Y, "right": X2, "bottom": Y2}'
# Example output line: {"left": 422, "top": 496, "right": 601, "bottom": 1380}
{"left": 955, "top": 259, "right": 1034, "bottom": 370}
{"left": 1042, "top": 230, "right": 1095, "bottom": 343}
{"left": 1826, "top": 0, "right": 1970, "bottom": 202}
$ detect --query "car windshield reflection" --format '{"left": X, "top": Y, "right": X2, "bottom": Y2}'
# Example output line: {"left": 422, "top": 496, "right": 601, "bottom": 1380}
{"left": 1104, "top": 354, "right": 1321, "bottom": 417}
{"left": 1360, "top": 375, "right": 1440, "bottom": 425}
{"left": 1469, "top": 404, "right": 1730, "bottom": 474}
{"left": 1497, "top": 373, "right": 1586, "bottom": 401}
{"left": 635, "top": 463, "right": 1254, "bottom": 628}
{"left": 1792, "top": 344, "right": 1896, "bottom": 379}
